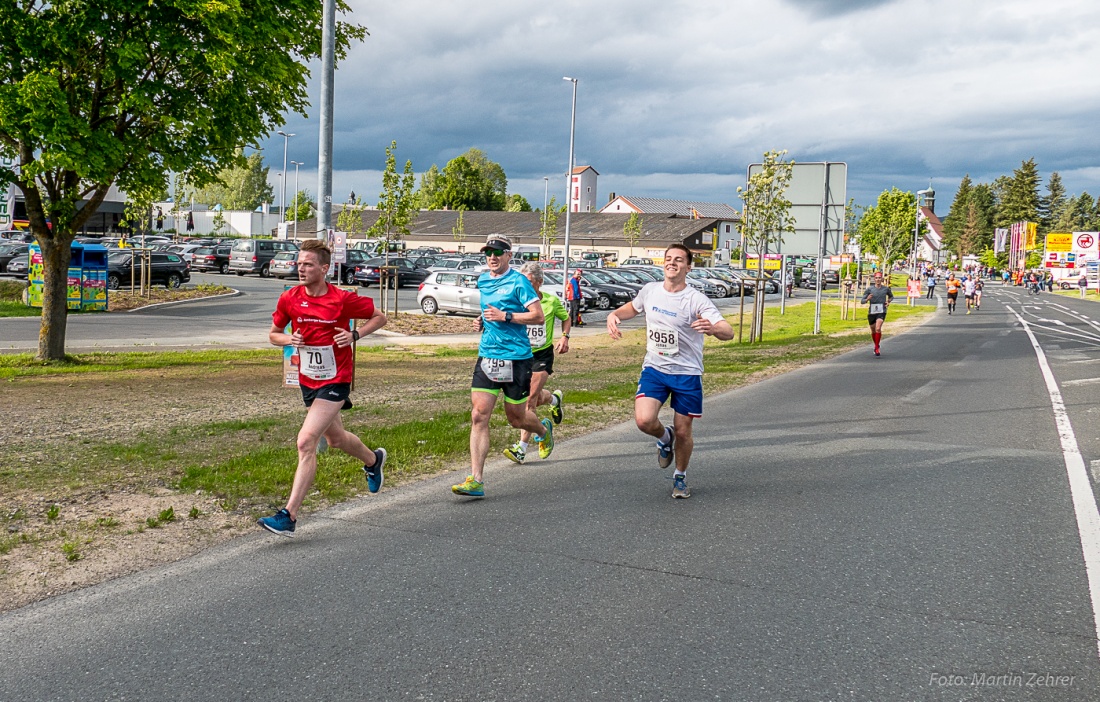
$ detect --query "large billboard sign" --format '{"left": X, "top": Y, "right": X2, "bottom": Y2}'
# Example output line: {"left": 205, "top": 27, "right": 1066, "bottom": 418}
{"left": 746, "top": 162, "right": 847, "bottom": 257}
{"left": 1043, "top": 231, "right": 1098, "bottom": 269}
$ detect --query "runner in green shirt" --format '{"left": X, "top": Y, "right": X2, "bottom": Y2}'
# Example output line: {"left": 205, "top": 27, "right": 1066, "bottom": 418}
{"left": 504, "top": 262, "right": 571, "bottom": 464}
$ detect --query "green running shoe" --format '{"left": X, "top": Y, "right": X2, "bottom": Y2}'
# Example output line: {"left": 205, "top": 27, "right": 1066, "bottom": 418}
{"left": 451, "top": 475, "right": 484, "bottom": 497}
{"left": 550, "top": 390, "right": 564, "bottom": 424}
{"left": 536, "top": 418, "right": 554, "bottom": 460}
{"left": 503, "top": 443, "right": 526, "bottom": 464}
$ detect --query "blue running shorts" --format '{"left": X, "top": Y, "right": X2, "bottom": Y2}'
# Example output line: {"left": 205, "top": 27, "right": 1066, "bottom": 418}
{"left": 636, "top": 366, "right": 703, "bottom": 417}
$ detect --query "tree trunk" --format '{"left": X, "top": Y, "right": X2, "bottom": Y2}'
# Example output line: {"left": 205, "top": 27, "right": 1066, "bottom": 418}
{"left": 37, "top": 236, "right": 73, "bottom": 361}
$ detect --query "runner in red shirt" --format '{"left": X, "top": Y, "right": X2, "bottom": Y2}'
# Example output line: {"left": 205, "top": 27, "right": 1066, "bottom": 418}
{"left": 258, "top": 239, "right": 388, "bottom": 537}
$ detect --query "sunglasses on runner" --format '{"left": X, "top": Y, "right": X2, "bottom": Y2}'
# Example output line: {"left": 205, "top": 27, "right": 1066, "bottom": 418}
{"left": 485, "top": 248, "right": 507, "bottom": 257}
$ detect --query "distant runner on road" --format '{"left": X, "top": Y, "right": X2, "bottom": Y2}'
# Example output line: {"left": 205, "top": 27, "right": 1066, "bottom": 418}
{"left": 944, "top": 273, "right": 960, "bottom": 315}
{"left": 259, "top": 239, "right": 388, "bottom": 537}
{"left": 606, "top": 243, "right": 734, "bottom": 499}
{"left": 861, "top": 272, "right": 893, "bottom": 357}
{"left": 452, "top": 236, "right": 552, "bottom": 498}
{"left": 503, "top": 262, "right": 570, "bottom": 465}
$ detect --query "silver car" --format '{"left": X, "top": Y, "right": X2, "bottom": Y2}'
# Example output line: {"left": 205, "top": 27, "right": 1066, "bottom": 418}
{"left": 417, "top": 271, "right": 482, "bottom": 316}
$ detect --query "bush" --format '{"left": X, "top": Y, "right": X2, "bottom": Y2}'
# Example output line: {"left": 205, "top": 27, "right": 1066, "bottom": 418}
{"left": 0, "top": 280, "right": 29, "bottom": 302}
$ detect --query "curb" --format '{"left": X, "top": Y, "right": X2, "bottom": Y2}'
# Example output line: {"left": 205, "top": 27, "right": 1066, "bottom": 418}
{"left": 126, "top": 288, "right": 242, "bottom": 313}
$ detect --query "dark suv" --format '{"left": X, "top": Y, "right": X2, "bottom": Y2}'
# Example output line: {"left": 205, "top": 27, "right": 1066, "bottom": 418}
{"left": 191, "top": 245, "right": 232, "bottom": 274}
{"left": 107, "top": 251, "right": 191, "bottom": 289}
{"left": 228, "top": 239, "right": 298, "bottom": 277}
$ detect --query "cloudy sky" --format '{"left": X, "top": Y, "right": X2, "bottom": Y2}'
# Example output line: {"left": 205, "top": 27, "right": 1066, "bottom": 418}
{"left": 261, "top": 0, "right": 1100, "bottom": 216}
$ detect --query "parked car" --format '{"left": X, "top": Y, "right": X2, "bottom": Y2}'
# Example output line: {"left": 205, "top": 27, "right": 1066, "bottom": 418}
{"left": 353, "top": 257, "right": 431, "bottom": 288}
{"left": 800, "top": 269, "right": 839, "bottom": 289}
{"left": 228, "top": 239, "right": 299, "bottom": 277}
{"left": 0, "top": 230, "right": 35, "bottom": 243}
{"left": 428, "top": 257, "right": 486, "bottom": 273}
{"left": 0, "top": 243, "right": 30, "bottom": 273}
{"left": 330, "top": 249, "right": 374, "bottom": 285}
{"left": 166, "top": 243, "right": 205, "bottom": 265}
{"left": 269, "top": 251, "right": 299, "bottom": 279}
{"left": 689, "top": 268, "right": 736, "bottom": 298}
{"left": 621, "top": 257, "right": 655, "bottom": 266}
{"left": 190, "top": 245, "right": 232, "bottom": 274}
{"left": 591, "top": 268, "right": 645, "bottom": 294}
{"left": 544, "top": 270, "right": 632, "bottom": 310}
{"left": 417, "top": 271, "right": 482, "bottom": 316}
{"left": 106, "top": 251, "right": 191, "bottom": 289}
{"left": 699, "top": 267, "right": 744, "bottom": 296}
{"left": 4, "top": 252, "right": 29, "bottom": 278}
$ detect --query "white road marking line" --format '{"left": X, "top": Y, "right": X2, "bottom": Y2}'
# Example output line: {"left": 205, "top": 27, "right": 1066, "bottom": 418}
{"left": 1064, "top": 378, "right": 1100, "bottom": 391}
{"left": 1008, "top": 304, "right": 1100, "bottom": 661}
{"left": 1063, "top": 377, "right": 1100, "bottom": 387}
{"left": 902, "top": 379, "right": 946, "bottom": 403}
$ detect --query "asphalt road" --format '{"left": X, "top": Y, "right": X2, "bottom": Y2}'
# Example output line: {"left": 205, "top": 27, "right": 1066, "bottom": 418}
{"left": 2, "top": 285, "right": 1100, "bottom": 699}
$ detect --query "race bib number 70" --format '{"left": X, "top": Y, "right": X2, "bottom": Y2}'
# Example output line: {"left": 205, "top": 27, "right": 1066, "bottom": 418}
{"left": 300, "top": 344, "right": 337, "bottom": 380}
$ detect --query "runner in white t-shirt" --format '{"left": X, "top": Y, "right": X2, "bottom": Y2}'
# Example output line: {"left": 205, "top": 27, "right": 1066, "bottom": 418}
{"left": 963, "top": 276, "right": 977, "bottom": 314}
{"left": 606, "top": 243, "right": 734, "bottom": 498}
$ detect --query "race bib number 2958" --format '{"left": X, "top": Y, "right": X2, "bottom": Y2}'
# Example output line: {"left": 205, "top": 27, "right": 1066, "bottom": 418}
{"left": 647, "top": 324, "right": 680, "bottom": 357}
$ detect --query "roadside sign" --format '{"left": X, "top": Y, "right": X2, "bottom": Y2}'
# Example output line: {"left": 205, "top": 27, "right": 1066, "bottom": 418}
{"left": 332, "top": 230, "right": 347, "bottom": 264}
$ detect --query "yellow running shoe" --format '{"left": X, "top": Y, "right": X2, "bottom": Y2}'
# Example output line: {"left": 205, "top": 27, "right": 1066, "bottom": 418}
{"left": 451, "top": 475, "right": 484, "bottom": 497}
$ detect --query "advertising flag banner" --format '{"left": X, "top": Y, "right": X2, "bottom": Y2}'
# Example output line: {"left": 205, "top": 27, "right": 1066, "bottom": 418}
{"left": 994, "top": 228, "right": 1008, "bottom": 253}
{"left": 1025, "top": 222, "right": 1038, "bottom": 249}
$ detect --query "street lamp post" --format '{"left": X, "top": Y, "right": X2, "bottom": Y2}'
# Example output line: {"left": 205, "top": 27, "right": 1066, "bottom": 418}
{"left": 562, "top": 77, "right": 578, "bottom": 284}
{"left": 277, "top": 130, "right": 295, "bottom": 224}
{"left": 290, "top": 160, "right": 303, "bottom": 241}
{"left": 542, "top": 176, "right": 549, "bottom": 255}
{"left": 912, "top": 187, "right": 934, "bottom": 275}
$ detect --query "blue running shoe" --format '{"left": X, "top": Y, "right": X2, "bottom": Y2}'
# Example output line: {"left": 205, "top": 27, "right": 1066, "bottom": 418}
{"left": 258, "top": 508, "right": 296, "bottom": 537}
{"left": 657, "top": 425, "right": 674, "bottom": 469}
{"left": 364, "top": 448, "right": 386, "bottom": 493}
{"left": 672, "top": 473, "right": 691, "bottom": 499}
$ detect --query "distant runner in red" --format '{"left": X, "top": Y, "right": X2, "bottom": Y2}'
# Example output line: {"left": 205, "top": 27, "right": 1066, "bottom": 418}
{"left": 258, "top": 239, "right": 388, "bottom": 537}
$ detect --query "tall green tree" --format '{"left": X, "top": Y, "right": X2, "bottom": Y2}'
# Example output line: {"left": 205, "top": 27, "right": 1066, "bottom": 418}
{"left": 505, "top": 194, "right": 531, "bottom": 212}
{"left": 191, "top": 151, "right": 274, "bottom": 210}
{"left": 1038, "top": 171, "right": 1067, "bottom": 233}
{"left": 941, "top": 175, "right": 973, "bottom": 256}
{"left": 0, "top": 0, "right": 365, "bottom": 360}
{"left": 415, "top": 164, "right": 442, "bottom": 210}
{"left": 857, "top": 188, "right": 919, "bottom": 272}
{"left": 623, "top": 211, "right": 643, "bottom": 255}
{"left": 995, "top": 157, "right": 1041, "bottom": 228}
{"left": 540, "top": 196, "right": 562, "bottom": 252}
{"left": 422, "top": 148, "right": 508, "bottom": 211}
{"left": 289, "top": 189, "right": 315, "bottom": 224}
{"left": 737, "top": 149, "right": 795, "bottom": 342}
{"left": 366, "top": 141, "right": 416, "bottom": 252}
{"left": 336, "top": 195, "right": 366, "bottom": 240}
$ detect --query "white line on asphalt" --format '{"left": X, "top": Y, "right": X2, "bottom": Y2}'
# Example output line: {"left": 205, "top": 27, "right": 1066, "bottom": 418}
{"left": 1062, "top": 377, "right": 1100, "bottom": 387}
{"left": 1008, "top": 304, "right": 1100, "bottom": 661}
{"left": 902, "top": 379, "right": 946, "bottom": 403}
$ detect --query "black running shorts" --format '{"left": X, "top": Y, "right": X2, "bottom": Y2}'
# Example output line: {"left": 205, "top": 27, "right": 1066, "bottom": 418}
{"left": 530, "top": 345, "right": 555, "bottom": 375}
{"left": 472, "top": 356, "right": 534, "bottom": 404}
{"left": 301, "top": 382, "right": 353, "bottom": 410}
